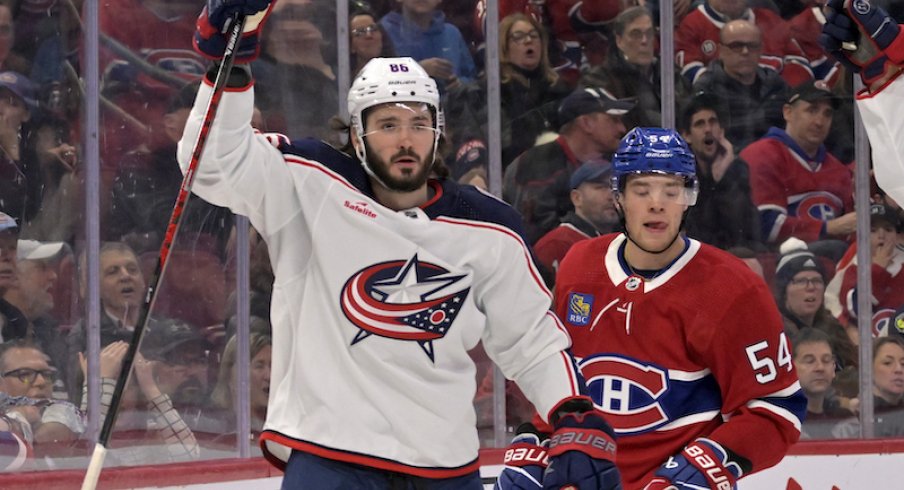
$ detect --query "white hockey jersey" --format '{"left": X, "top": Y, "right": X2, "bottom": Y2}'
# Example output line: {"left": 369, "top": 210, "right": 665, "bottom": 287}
{"left": 857, "top": 72, "right": 904, "bottom": 206}
{"left": 177, "top": 82, "right": 583, "bottom": 477}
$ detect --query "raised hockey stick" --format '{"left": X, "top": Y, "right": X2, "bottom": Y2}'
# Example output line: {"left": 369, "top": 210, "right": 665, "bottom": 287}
{"left": 80, "top": 13, "right": 247, "bottom": 490}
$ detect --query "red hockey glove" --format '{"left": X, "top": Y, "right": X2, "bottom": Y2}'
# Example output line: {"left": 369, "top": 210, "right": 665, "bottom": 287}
{"left": 651, "top": 438, "right": 744, "bottom": 490}
{"left": 194, "top": 0, "right": 275, "bottom": 63}
{"left": 542, "top": 397, "right": 622, "bottom": 490}
{"left": 494, "top": 423, "right": 549, "bottom": 490}
{"left": 820, "top": 0, "right": 904, "bottom": 86}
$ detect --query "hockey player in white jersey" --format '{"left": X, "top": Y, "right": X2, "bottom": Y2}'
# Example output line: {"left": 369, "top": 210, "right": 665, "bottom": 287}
{"left": 820, "top": 0, "right": 904, "bottom": 205}
{"left": 186, "top": 1, "right": 621, "bottom": 488}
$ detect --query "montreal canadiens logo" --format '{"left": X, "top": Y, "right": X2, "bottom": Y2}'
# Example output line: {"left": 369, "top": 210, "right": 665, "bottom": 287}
{"left": 340, "top": 254, "right": 470, "bottom": 361}
{"left": 580, "top": 355, "right": 670, "bottom": 434}
{"left": 794, "top": 194, "right": 841, "bottom": 222}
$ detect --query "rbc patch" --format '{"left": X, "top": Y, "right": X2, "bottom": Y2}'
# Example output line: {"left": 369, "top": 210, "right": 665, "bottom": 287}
{"left": 567, "top": 293, "right": 594, "bottom": 326}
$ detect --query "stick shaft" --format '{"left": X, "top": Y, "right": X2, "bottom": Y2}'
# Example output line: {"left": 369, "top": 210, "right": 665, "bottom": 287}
{"left": 79, "top": 15, "right": 247, "bottom": 490}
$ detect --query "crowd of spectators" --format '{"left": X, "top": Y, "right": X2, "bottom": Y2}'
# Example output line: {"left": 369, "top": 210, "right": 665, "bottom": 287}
{"left": 1, "top": 0, "right": 903, "bottom": 475}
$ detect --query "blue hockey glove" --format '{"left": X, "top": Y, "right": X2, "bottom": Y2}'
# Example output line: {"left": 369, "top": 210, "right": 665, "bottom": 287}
{"left": 651, "top": 438, "right": 743, "bottom": 490}
{"left": 194, "top": 0, "right": 274, "bottom": 63}
{"left": 494, "top": 423, "right": 549, "bottom": 490}
{"left": 543, "top": 398, "right": 621, "bottom": 490}
{"left": 819, "top": 0, "right": 904, "bottom": 85}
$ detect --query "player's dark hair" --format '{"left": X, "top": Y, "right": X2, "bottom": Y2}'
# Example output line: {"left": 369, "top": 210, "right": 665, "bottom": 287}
{"left": 678, "top": 92, "right": 729, "bottom": 134}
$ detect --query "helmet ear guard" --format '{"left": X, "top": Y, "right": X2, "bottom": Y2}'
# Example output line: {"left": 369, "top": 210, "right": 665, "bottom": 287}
{"left": 610, "top": 127, "right": 699, "bottom": 206}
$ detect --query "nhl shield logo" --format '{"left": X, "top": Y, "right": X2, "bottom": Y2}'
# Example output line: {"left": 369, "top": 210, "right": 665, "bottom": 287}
{"left": 625, "top": 276, "right": 642, "bottom": 291}
{"left": 567, "top": 293, "right": 594, "bottom": 326}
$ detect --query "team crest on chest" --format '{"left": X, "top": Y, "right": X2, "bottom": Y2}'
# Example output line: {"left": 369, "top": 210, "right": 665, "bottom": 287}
{"left": 567, "top": 293, "right": 594, "bottom": 326}
{"left": 340, "top": 254, "right": 470, "bottom": 361}
{"left": 580, "top": 355, "right": 670, "bottom": 434}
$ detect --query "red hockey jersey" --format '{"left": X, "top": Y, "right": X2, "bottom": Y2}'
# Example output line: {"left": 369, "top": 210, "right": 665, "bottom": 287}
{"left": 554, "top": 234, "right": 804, "bottom": 489}
{"left": 741, "top": 128, "right": 854, "bottom": 244}
{"left": 675, "top": 3, "right": 811, "bottom": 86}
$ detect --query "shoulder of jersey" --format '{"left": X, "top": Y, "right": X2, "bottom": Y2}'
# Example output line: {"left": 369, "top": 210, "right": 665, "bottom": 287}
{"left": 278, "top": 137, "right": 372, "bottom": 190}
{"left": 693, "top": 242, "right": 767, "bottom": 287}
{"left": 433, "top": 181, "right": 526, "bottom": 237}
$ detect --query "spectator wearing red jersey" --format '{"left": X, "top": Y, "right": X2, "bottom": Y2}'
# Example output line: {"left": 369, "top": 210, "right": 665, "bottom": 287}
{"left": 676, "top": 0, "right": 811, "bottom": 86}
{"left": 534, "top": 161, "right": 618, "bottom": 284}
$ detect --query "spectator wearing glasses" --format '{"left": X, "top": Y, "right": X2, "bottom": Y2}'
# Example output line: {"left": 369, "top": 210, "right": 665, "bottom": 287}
{"left": 693, "top": 20, "right": 789, "bottom": 150}
{"left": 774, "top": 238, "right": 857, "bottom": 373}
{"left": 444, "top": 13, "right": 571, "bottom": 182}
{"left": 349, "top": 9, "right": 396, "bottom": 76}
{"left": 675, "top": 0, "right": 810, "bottom": 86}
{"left": 3, "top": 239, "right": 68, "bottom": 398}
{"left": 0, "top": 340, "right": 83, "bottom": 457}
{"left": 581, "top": 6, "right": 692, "bottom": 129}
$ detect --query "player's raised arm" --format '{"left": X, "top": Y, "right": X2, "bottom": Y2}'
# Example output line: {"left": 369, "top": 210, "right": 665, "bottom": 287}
{"left": 820, "top": 0, "right": 904, "bottom": 205}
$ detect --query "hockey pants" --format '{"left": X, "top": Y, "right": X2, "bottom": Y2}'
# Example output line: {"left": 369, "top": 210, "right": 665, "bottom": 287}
{"left": 281, "top": 450, "right": 483, "bottom": 489}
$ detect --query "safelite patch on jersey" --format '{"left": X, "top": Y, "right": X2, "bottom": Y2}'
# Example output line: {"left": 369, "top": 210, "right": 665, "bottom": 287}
{"left": 567, "top": 293, "right": 594, "bottom": 326}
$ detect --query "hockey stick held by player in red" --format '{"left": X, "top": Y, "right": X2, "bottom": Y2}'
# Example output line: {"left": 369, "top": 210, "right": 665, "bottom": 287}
{"left": 79, "top": 13, "right": 247, "bottom": 490}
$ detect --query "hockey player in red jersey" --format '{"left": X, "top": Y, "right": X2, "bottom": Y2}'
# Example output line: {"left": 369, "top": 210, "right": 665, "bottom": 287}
{"left": 188, "top": 0, "right": 621, "bottom": 488}
{"left": 553, "top": 128, "right": 806, "bottom": 489}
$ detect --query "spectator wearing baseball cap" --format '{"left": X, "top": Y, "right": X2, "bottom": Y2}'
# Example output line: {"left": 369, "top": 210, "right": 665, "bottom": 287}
{"left": 0, "top": 212, "right": 28, "bottom": 343}
{"left": 3, "top": 239, "right": 69, "bottom": 397}
{"left": 838, "top": 204, "right": 904, "bottom": 338}
{"left": 0, "top": 71, "right": 39, "bottom": 225}
{"left": 534, "top": 162, "right": 619, "bottom": 286}
{"left": 740, "top": 59, "right": 854, "bottom": 255}
{"left": 503, "top": 86, "right": 635, "bottom": 244}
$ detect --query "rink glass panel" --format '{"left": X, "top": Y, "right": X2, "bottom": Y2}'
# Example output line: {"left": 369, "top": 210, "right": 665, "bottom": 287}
{"left": 5, "top": 0, "right": 904, "bottom": 477}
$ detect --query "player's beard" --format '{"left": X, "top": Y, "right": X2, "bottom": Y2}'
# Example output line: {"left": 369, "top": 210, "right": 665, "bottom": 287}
{"left": 367, "top": 144, "right": 434, "bottom": 192}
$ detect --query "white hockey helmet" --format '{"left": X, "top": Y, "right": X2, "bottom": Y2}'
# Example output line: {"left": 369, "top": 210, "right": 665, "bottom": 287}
{"left": 347, "top": 57, "right": 444, "bottom": 178}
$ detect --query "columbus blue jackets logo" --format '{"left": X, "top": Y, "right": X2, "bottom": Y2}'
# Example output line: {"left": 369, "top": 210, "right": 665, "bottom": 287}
{"left": 340, "top": 255, "right": 470, "bottom": 361}
{"left": 567, "top": 293, "right": 593, "bottom": 326}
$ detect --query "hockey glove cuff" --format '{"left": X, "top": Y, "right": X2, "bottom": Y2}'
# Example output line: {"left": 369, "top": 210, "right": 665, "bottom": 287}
{"left": 652, "top": 438, "right": 743, "bottom": 490}
{"left": 820, "top": 0, "right": 904, "bottom": 86}
{"left": 494, "top": 423, "right": 549, "bottom": 490}
{"left": 542, "top": 397, "right": 622, "bottom": 490}
{"left": 194, "top": 1, "right": 275, "bottom": 63}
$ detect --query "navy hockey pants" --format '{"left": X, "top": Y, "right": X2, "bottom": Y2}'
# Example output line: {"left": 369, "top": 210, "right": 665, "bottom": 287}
{"left": 281, "top": 450, "right": 483, "bottom": 489}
